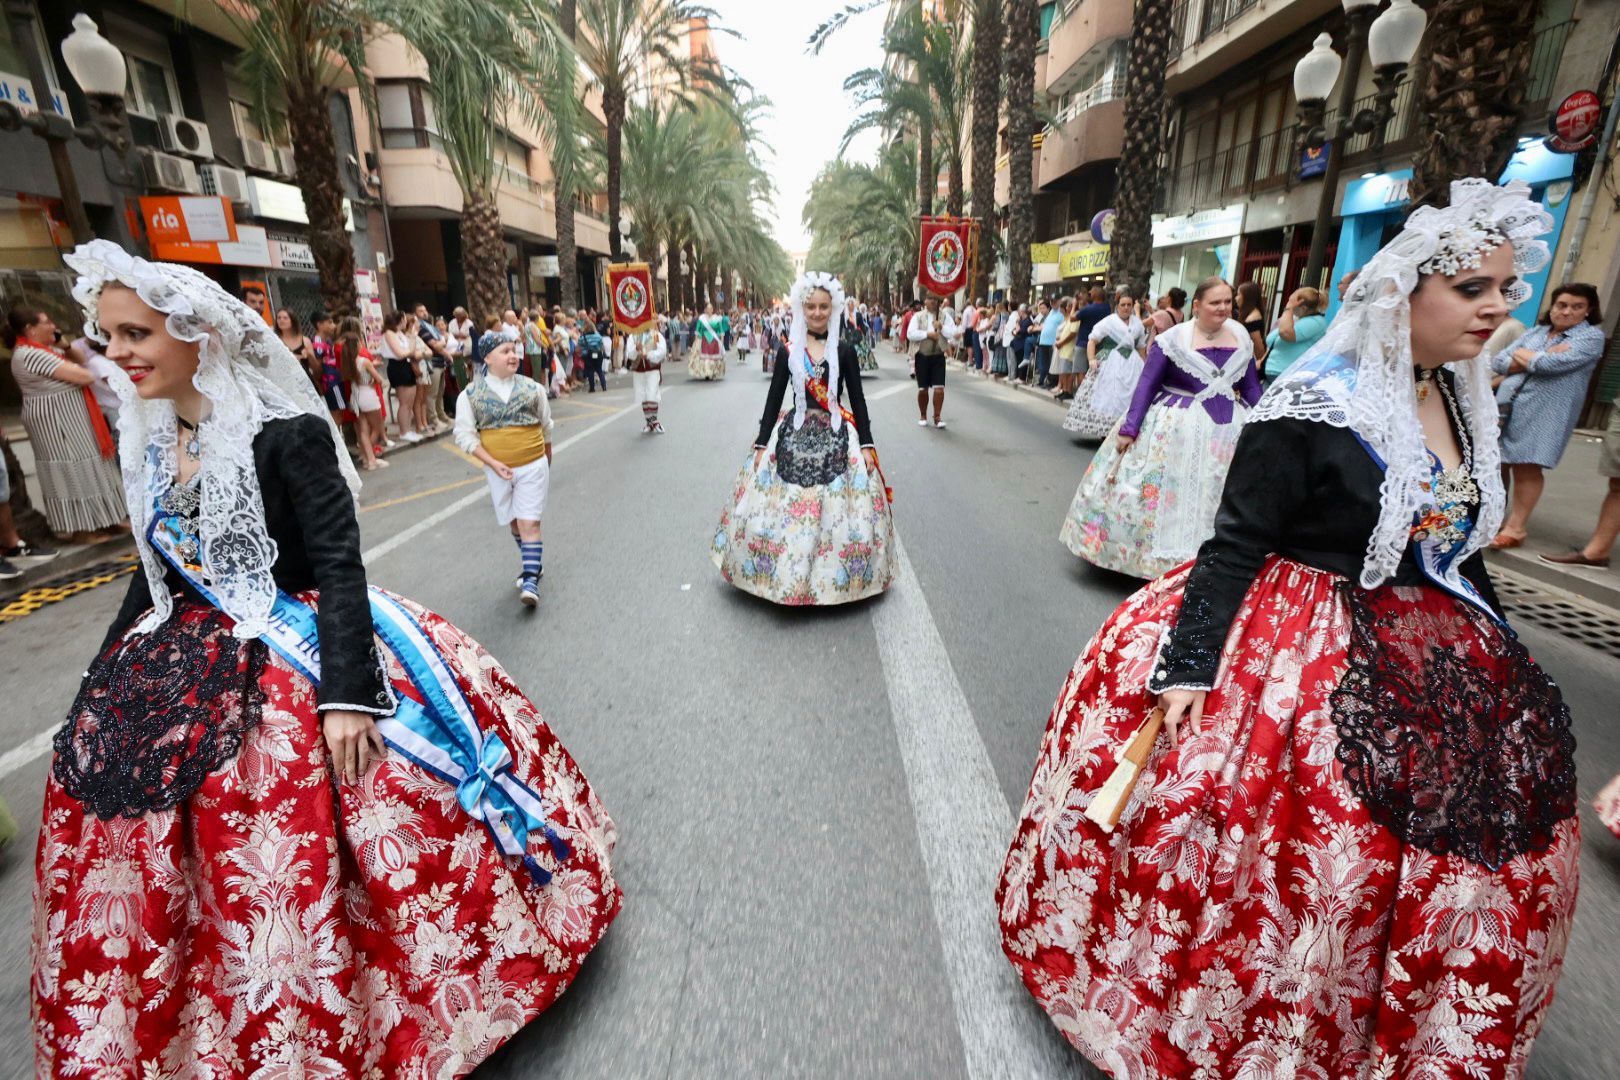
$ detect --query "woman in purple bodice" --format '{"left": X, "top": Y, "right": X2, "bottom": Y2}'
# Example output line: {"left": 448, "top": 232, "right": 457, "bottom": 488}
{"left": 1061, "top": 277, "right": 1262, "bottom": 577}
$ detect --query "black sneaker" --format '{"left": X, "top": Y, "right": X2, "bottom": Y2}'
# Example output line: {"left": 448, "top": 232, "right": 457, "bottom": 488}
{"left": 0, "top": 556, "right": 20, "bottom": 581}
{"left": 3, "top": 540, "right": 57, "bottom": 562}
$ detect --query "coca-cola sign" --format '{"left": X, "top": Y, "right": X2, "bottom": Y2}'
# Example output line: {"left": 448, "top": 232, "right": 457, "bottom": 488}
{"left": 1547, "top": 90, "right": 1603, "bottom": 153}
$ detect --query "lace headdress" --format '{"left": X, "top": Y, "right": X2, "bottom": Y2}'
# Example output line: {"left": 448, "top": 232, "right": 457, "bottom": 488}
{"left": 1250, "top": 178, "right": 1552, "bottom": 589}
{"left": 787, "top": 271, "right": 847, "bottom": 432}
{"left": 65, "top": 239, "right": 360, "bottom": 639}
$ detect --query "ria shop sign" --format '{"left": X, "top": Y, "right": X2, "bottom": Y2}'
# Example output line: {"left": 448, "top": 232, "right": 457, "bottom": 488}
{"left": 1547, "top": 91, "right": 1604, "bottom": 153}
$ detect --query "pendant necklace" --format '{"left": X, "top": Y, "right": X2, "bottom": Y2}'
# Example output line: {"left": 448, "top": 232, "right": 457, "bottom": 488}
{"left": 176, "top": 413, "right": 202, "bottom": 459}
{"left": 1414, "top": 366, "right": 1436, "bottom": 404}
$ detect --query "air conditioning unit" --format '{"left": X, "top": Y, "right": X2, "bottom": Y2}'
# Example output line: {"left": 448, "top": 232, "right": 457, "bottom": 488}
{"left": 140, "top": 149, "right": 201, "bottom": 194}
{"left": 241, "top": 137, "right": 277, "bottom": 173}
{"left": 275, "top": 145, "right": 296, "bottom": 177}
{"left": 158, "top": 114, "right": 213, "bottom": 159}
{"left": 200, "top": 163, "right": 250, "bottom": 204}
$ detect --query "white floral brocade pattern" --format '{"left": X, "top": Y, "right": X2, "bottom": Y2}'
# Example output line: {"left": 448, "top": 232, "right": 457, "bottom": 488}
{"left": 32, "top": 592, "right": 620, "bottom": 1078}
{"left": 998, "top": 558, "right": 1578, "bottom": 1078}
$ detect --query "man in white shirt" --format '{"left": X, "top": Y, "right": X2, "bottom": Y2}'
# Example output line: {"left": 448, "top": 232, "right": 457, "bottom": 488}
{"left": 907, "top": 295, "right": 961, "bottom": 429}
{"left": 448, "top": 307, "right": 475, "bottom": 358}
{"left": 626, "top": 325, "right": 669, "bottom": 433}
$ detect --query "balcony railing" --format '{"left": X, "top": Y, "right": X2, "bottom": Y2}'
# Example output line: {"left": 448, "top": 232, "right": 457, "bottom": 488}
{"left": 1044, "top": 75, "right": 1127, "bottom": 136}
{"left": 1525, "top": 20, "right": 1575, "bottom": 106}
{"left": 1200, "top": 0, "right": 1259, "bottom": 40}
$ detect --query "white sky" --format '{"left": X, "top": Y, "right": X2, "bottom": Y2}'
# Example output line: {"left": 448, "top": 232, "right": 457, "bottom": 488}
{"left": 709, "top": 2, "right": 888, "bottom": 253}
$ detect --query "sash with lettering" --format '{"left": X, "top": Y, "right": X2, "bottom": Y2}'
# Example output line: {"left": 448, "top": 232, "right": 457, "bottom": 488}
{"left": 145, "top": 491, "right": 572, "bottom": 884}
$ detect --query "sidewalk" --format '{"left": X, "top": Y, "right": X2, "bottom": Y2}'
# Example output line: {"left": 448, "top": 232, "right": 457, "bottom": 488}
{"left": 1484, "top": 429, "right": 1620, "bottom": 609}
{"left": 0, "top": 405, "right": 460, "bottom": 600}
{"left": 949, "top": 360, "right": 1620, "bottom": 611}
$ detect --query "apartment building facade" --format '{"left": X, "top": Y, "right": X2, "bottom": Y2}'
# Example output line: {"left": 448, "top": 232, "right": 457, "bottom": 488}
{"left": 0, "top": 0, "right": 389, "bottom": 352}
{"left": 1151, "top": 0, "right": 1610, "bottom": 329}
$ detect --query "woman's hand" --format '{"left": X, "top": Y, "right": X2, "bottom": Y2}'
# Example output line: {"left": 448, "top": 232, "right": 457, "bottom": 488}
{"left": 1158, "top": 689, "right": 1206, "bottom": 747}
{"left": 323, "top": 709, "right": 387, "bottom": 783}
{"left": 862, "top": 446, "right": 879, "bottom": 472}
{"left": 1115, "top": 434, "right": 1136, "bottom": 453}
{"left": 753, "top": 447, "right": 767, "bottom": 470}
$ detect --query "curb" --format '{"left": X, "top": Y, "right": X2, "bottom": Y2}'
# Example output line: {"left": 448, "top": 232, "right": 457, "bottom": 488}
{"left": 1486, "top": 548, "right": 1620, "bottom": 612}
{"left": 950, "top": 361, "right": 1069, "bottom": 407}
{"left": 0, "top": 532, "right": 136, "bottom": 600}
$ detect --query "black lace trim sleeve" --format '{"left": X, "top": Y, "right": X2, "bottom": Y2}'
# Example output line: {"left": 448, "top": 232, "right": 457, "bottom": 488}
{"left": 1149, "top": 418, "right": 1314, "bottom": 692}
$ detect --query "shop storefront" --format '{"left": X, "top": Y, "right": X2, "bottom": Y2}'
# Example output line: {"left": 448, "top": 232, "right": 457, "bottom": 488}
{"left": 1150, "top": 203, "right": 1246, "bottom": 299}
{"left": 1332, "top": 140, "right": 1577, "bottom": 321}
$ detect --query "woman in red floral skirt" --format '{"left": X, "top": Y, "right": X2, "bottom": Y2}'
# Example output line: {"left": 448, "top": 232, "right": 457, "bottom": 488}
{"left": 998, "top": 179, "right": 1579, "bottom": 1078}
{"left": 32, "top": 241, "right": 620, "bottom": 1077}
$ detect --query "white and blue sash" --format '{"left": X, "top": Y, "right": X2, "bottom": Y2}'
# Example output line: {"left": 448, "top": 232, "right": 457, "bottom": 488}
{"left": 145, "top": 501, "right": 571, "bottom": 884}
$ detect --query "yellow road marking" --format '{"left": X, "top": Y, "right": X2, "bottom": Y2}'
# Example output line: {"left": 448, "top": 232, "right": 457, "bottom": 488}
{"left": 0, "top": 560, "right": 138, "bottom": 625}
{"left": 360, "top": 475, "right": 484, "bottom": 513}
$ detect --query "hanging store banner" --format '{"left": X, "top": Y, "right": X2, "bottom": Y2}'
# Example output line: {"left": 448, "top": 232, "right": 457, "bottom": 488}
{"left": 918, "top": 217, "right": 971, "bottom": 296}
{"left": 606, "top": 262, "right": 657, "bottom": 333}
{"left": 1030, "top": 243, "right": 1061, "bottom": 265}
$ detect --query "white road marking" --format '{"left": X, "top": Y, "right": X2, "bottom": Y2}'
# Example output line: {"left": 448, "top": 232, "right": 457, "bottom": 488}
{"left": 867, "top": 381, "right": 915, "bottom": 403}
{"left": 0, "top": 726, "right": 57, "bottom": 781}
{"left": 0, "top": 402, "right": 641, "bottom": 778}
{"left": 871, "top": 535, "right": 1071, "bottom": 1079}
{"left": 361, "top": 402, "right": 638, "bottom": 566}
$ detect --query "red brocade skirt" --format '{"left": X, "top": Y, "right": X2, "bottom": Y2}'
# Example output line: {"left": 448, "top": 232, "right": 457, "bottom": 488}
{"left": 32, "top": 592, "right": 620, "bottom": 1078}
{"left": 997, "top": 557, "right": 1578, "bottom": 1079}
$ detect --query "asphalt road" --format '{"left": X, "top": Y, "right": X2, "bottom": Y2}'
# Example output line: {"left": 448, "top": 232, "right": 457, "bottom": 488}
{"left": 0, "top": 343, "right": 1617, "bottom": 1079}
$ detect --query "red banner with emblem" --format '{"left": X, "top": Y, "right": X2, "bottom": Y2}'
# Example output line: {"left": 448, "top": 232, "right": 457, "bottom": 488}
{"left": 607, "top": 262, "right": 657, "bottom": 333}
{"left": 917, "top": 217, "right": 973, "bottom": 297}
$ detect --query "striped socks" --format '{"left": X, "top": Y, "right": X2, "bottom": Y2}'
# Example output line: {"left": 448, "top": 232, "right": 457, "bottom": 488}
{"left": 519, "top": 541, "right": 543, "bottom": 581}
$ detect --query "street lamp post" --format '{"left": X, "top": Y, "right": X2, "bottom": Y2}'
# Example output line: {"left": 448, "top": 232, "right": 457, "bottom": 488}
{"left": 1293, "top": 0, "right": 1426, "bottom": 288}
{"left": 0, "top": 9, "right": 132, "bottom": 244}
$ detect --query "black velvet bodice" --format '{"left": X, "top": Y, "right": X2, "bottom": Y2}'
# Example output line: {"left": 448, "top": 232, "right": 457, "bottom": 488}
{"left": 1150, "top": 414, "right": 1501, "bottom": 691}
{"left": 100, "top": 413, "right": 389, "bottom": 713}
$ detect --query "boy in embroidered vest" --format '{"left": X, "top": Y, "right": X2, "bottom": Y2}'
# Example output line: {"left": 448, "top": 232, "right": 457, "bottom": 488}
{"left": 453, "top": 336, "right": 554, "bottom": 608}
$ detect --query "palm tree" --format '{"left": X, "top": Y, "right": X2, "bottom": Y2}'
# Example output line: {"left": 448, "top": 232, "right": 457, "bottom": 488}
{"left": 1408, "top": 1, "right": 1541, "bottom": 209}
{"left": 388, "top": 0, "right": 575, "bottom": 323}
{"left": 804, "top": 141, "right": 919, "bottom": 307}
{"left": 839, "top": 6, "right": 971, "bottom": 218}
{"left": 967, "top": 0, "right": 1003, "bottom": 298}
{"left": 222, "top": 0, "right": 376, "bottom": 317}
{"left": 570, "top": 0, "right": 731, "bottom": 260}
{"left": 1106, "top": 0, "right": 1173, "bottom": 299}
{"left": 555, "top": 0, "right": 581, "bottom": 308}
{"left": 1003, "top": 0, "right": 1037, "bottom": 306}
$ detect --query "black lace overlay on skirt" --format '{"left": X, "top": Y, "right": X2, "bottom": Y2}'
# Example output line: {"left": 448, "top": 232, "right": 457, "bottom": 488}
{"left": 1331, "top": 584, "right": 1577, "bottom": 870}
{"left": 774, "top": 411, "right": 849, "bottom": 488}
{"left": 56, "top": 608, "right": 268, "bottom": 818}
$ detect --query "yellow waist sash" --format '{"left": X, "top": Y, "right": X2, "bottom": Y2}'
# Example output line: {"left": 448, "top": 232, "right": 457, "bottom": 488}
{"left": 480, "top": 425, "right": 547, "bottom": 467}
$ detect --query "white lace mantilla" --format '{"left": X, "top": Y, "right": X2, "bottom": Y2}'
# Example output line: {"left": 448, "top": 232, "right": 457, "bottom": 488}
{"left": 787, "top": 271, "right": 847, "bottom": 433}
{"left": 65, "top": 239, "right": 360, "bottom": 639}
{"left": 1156, "top": 318, "right": 1255, "bottom": 403}
{"left": 1249, "top": 178, "right": 1552, "bottom": 589}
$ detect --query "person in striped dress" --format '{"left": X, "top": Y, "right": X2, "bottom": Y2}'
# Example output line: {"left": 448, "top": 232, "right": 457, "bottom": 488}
{"left": 5, "top": 306, "right": 126, "bottom": 541}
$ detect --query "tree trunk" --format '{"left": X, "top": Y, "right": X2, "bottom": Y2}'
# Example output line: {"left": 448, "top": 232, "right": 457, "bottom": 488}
{"left": 1004, "top": 0, "right": 1038, "bottom": 305}
{"left": 556, "top": 0, "right": 579, "bottom": 309}
{"left": 286, "top": 83, "right": 358, "bottom": 317}
{"left": 603, "top": 85, "right": 626, "bottom": 260}
{"left": 1107, "top": 0, "right": 1172, "bottom": 300}
{"left": 969, "top": 0, "right": 1003, "bottom": 299}
{"left": 461, "top": 187, "right": 508, "bottom": 325}
{"left": 917, "top": 111, "right": 935, "bottom": 220}
{"left": 946, "top": 151, "right": 964, "bottom": 219}
{"left": 1408, "top": 0, "right": 1540, "bottom": 209}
